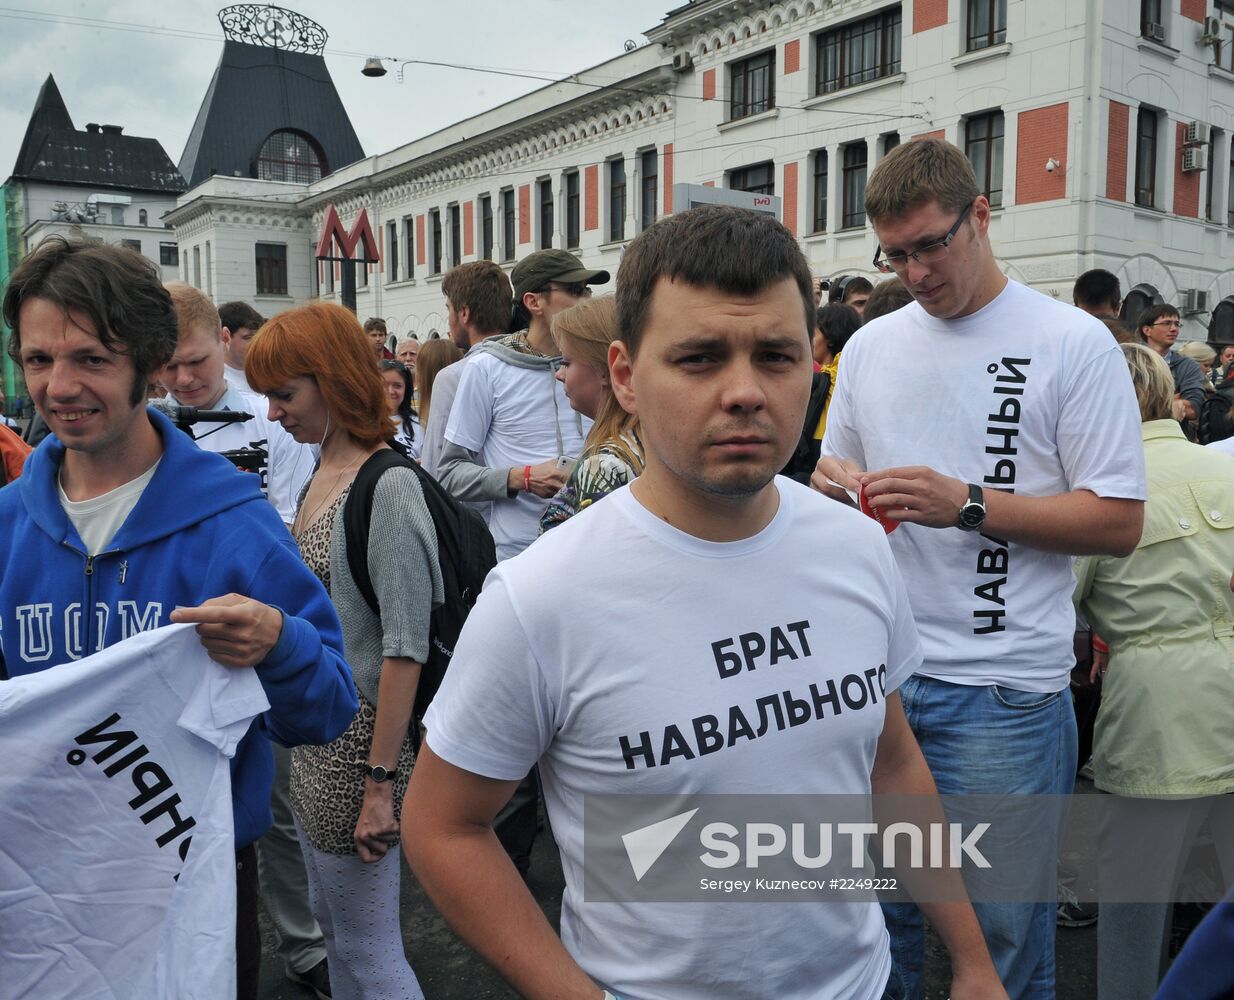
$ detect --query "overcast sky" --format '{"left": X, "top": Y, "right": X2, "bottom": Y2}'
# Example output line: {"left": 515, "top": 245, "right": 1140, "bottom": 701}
{"left": 1, "top": 1, "right": 677, "bottom": 182}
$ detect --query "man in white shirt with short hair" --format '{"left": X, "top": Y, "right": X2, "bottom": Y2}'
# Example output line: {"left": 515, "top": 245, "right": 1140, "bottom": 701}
{"left": 814, "top": 138, "right": 1147, "bottom": 999}
{"left": 404, "top": 205, "right": 1005, "bottom": 1000}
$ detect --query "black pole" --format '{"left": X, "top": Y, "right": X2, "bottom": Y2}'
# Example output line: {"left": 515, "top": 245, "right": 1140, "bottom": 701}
{"left": 341, "top": 260, "right": 357, "bottom": 315}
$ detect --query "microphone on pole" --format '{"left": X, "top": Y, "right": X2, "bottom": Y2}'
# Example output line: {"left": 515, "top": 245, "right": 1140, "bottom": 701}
{"left": 149, "top": 398, "right": 253, "bottom": 426}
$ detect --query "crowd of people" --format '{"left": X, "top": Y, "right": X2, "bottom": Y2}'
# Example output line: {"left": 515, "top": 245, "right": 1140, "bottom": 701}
{"left": 1, "top": 135, "right": 1232, "bottom": 1000}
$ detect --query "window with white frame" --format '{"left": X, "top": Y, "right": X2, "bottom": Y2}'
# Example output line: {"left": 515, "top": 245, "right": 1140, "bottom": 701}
{"left": 966, "top": 0, "right": 1007, "bottom": 52}
{"left": 816, "top": 8, "right": 902, "bottom": 95}
{"left": 608, "top": 158, "right": 626, "bottom": 242}
{"left": 730, "top": 49, "right": 775, "bottom": 120}
{"left": 1135, "top": 106, "right": 1160, "bottom": 208}
{"left": 812, "top": 150, "right": 828, "bottom": 232}
{"left": 965, "top": 111, "right": 1004, "bottom": 207}
{"left": 841, "top": 143, "right": 868, "bottom": 229}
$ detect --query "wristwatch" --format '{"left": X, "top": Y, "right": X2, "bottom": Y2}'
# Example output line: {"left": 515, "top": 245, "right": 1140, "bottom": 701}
{"left": 956, "top": 483, "right": 986, "bottom": 532}
{"left": 364, "top": 763, "right": 398, "bottom": 783}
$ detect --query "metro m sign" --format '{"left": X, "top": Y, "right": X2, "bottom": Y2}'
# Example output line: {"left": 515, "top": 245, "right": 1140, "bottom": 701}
{"left": 315, "top": 204, "right": 380, "bottom": 264}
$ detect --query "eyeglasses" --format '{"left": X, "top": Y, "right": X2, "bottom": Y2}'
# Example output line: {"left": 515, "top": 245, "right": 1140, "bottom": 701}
{"left": 872, "top": 201, "right": 974, "bottom": 274}
{"left": 1148, "top": 320, "right": 1181, "bottom": 329}
{"left": 542, "top": 282, "right": 592, "bottom": 299}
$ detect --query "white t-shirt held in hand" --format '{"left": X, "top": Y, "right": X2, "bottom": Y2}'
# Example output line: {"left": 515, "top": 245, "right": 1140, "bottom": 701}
{"left": 0, "top": 624, "right": 269, "bottom": 999}
{"left": 425, "top": 479, "right": 922, "bottom": 1000}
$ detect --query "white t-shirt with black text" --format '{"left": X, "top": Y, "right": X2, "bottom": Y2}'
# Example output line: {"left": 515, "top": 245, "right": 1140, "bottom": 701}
{"left": 0, "top": 624, "right": 269, "bottom": 998}
{"left": 425, "top": 479, "right": 922, "bottom": 1000}
{"left": 823, "top": 279, "right": 1147, "bottom": 691}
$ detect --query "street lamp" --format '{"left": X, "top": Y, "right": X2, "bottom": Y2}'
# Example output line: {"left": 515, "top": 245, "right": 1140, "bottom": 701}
{"left": 361, "top": 56, "right": 387, "bottom": 78}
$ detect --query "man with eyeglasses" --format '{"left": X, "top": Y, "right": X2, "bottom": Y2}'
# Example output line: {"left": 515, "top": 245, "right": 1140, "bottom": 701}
{"left": 1137, "top": 303, "right": 1206, "bottom": 423}
{"left": 812, "top": 139, "right": 1147, "bottom": 999}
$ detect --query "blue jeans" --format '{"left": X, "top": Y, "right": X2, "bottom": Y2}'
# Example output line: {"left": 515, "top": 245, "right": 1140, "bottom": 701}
{"left": 882, "top": 674, "right": 1077, "bottom": 1000}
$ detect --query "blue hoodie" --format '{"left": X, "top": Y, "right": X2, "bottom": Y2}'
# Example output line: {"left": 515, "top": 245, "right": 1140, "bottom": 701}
{"left": 0, "top": 406, "right": 358, "bottom": 847}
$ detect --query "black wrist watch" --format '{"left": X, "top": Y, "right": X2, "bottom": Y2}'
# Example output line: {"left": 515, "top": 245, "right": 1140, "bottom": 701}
{"left": 956, "top": 483, "right": 987, "bottom": 532}
{"left": 364, "top": 764, "right": 398, "bottom": 783}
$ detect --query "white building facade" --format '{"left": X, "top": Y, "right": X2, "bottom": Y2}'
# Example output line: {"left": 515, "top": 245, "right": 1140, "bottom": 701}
{"left": 168, "top": 0, "right": 1234, "bottom": 342}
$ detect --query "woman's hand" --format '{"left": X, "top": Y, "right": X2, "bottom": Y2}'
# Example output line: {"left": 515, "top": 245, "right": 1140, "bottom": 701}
{"left": 1089, "top": 635, "right": 1109, "bottom": 684}
{"left": 354, "top": 782, "right": 399, "bottom": 863}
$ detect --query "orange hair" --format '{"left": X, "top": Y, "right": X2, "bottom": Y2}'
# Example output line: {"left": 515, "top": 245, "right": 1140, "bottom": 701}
{"left": 245, "top": 302, "right": 392, "bottom": 449}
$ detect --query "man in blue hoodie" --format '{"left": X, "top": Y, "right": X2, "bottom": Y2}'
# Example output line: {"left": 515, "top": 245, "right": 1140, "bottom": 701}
{"left": 0, "top": 236, "right": 358, "bottom": 999}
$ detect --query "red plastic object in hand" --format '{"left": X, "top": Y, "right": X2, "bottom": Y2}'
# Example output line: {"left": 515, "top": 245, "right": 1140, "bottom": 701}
{"left": 859, "top": 482, "right": 899, "bottom": 535}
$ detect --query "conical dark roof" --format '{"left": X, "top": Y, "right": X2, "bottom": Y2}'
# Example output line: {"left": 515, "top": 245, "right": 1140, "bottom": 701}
{"left": 178, "top": 40, "right": 364, "bottom": 188}
{"left": 13, "top": 75, "right": 75, "bottom": 176}
{"left": 10, "top": 73, "right": 186, "bottom": 193}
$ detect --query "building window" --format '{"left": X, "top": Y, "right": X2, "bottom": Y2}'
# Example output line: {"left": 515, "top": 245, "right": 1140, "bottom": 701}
{"left": 640, "top": 149, "right": 658, "bottom": 231}
{"left": 842, "top": 143, "right": 868, "bottom": 229}
{"left": 1207, "top": 132, "right": 1220, "bottom": 222}
{"left": 1210, "top": 295, "right": 1234, "bottom": 341}
{"left": 538, "top": 179, "right": 554, "bottom": 249}
{"left": 255, "top": 243, "right": 287, "bottom": 296}
{"left": 255, "top": 129, "right": 328, "bottom": 184}
{"left": 138, "top": 209, "right": 148, "bottom": 226}
{"left": 110, "top": 204, "right": 125, "bottom": 225}
{"left": 965, "top": 111, "right": 1004, "bottom": 207}
{"left": 121, "top": 238, "right": 141, "bottom": 253}
{"left": 159, "top": 242, "right": 178, "bottom": 267}
{"left": 609, "top": 158, "right": 626, "bottom": 242}
{"left": 883, "top": 132, "right": 901, "bottom": 156}
{"left": 205, "top": 241, "right": 212, "bottom": 297}
{"left": 812, "top": 150, "right": 829, "bottom": 232}
{"left": 966, "top": 0, "right": 1007, "bottom": 52}
{"left": 1120, "top": 282, "right": 1162, "bottom": 324}
{"left": 729, "top": 161, "right": 775, "bottom": 195}
{"left": 1135, "top": 106, "right": 1159, "bottom": 208}
{"left": 1140, "top": 0, "right": 1165, "bottom": 41}
{"left": 430, "top": 209, "right": 443, "bottom": 275}
{"left": 816, "top": 7, "right": 902, "bottom": 95}
{"left": 404, "top": 217, "right": 415, "bottom": 280}
{"left": 386, "top": 222, "right": 399, "bottom": 283}
{"left": 449, "top": 204, "right": 461, "bottom": 266}
{"left": 358, "top": 255, "right": 368, "bottom": 288}
{"left": 323, "top": 258, "right": 334, "bottom": 294}
{"left": 192, "top": 246, "right": 201, "bottom": 287}
{"left": 480, "top": 195, "right": 494, "bottom": 260}
{"left": 730, "top": 49, "right": 775, "bottom": 120}
{"left": 565, "top": 172, "right": 580, "bottom": 248}
{"left": 501, "top": 189, "right": 516, "bottom": 261}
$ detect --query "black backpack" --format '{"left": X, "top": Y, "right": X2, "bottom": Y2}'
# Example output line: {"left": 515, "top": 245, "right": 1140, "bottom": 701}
{"left": 1198, "top": 383, "right": 1234, "bottom": 445}
{"left": 343, "top": 447, "right": 497, "bottom": 740}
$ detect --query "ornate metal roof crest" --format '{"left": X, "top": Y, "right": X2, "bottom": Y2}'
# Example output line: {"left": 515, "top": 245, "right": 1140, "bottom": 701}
{"left": 218, "top": 5, "right": 327, "bottom": 54}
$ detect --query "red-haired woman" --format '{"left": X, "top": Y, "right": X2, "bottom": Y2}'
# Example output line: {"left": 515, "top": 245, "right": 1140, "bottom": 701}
{"left": 247, "top": 302, "right": 441, "bottom": 999}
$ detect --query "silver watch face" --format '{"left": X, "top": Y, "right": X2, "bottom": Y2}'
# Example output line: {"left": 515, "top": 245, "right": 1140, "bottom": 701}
{"left": 959, "top": 501, "right": 985, "bottom": 529}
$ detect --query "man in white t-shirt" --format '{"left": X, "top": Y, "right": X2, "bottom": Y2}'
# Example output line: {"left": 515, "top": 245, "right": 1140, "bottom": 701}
{"left": 437, "top": 249, "right": 606, "bottom": 560}
{"left": 404, "top": 206, "right": 1005, "bottom": 1000}
{"left": 813, "top": 138, "right": 1147, "bottom": 999}
{"left": 163, "top": 283, "right": 314, "bottom": 527}
{"left": 218, "top": 300, "right": 264, "bottom": 395}
{"left": 420, "top": 260, "right": 512, "bottom": 477}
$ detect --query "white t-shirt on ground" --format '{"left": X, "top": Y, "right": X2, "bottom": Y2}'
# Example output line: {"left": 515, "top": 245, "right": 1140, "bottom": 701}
{"left": 0, "top": 624, "right": 269, "bottom": 998}
{"left": 444, "top": 351, "right": 588, "bottom": 560}
{"left": 425, "top": 479, "right": 922, "bottom": 1000}
{"left": 823, "top": 279, "right": 1147, "bottom": 691}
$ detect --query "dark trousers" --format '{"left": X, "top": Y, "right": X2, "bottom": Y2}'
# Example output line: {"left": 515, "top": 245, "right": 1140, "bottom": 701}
{"left": 236, "top": 843, "right": 261, "bottom": 1000}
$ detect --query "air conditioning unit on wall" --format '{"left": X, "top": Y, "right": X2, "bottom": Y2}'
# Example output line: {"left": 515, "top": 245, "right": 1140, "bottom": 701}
{"left": 1145, "top": 21, "right": 1167, "bottom": 43}
{"left": 1185, "top": 121, "right": 1211, "bottom": 145}
{"left": 1182, "top": 147, "right": 1206, "bottom": 172}
{"left": 1203, "top": 16, "right": 1222, "bottom": 42}
{"left": 672, "top": 51, "right": 694, "bottom": 73}
{"left": 1182, "top": 289, "right": 1209, "bottom": 315}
